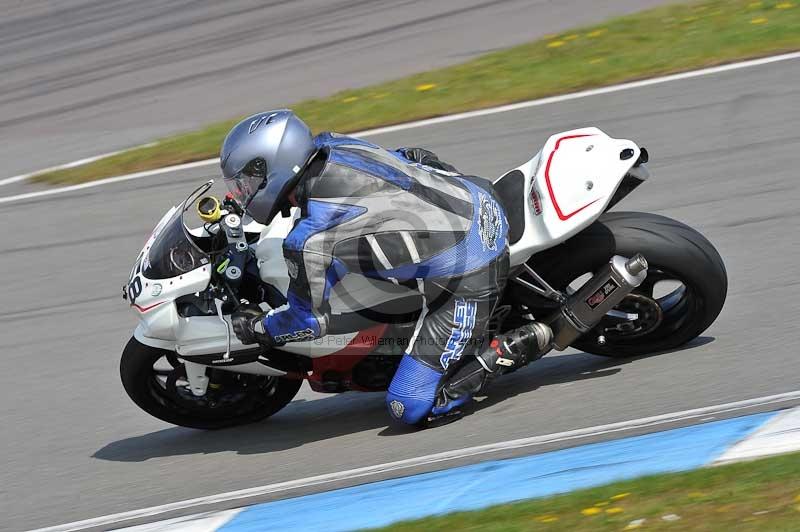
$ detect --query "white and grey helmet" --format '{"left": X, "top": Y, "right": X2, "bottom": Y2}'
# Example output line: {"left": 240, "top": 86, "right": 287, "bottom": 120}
{"left": 220, "top": 110, "right": 316, "bottom": 224}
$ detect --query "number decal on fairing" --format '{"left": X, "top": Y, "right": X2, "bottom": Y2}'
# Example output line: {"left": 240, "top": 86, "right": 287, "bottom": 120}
{"left": 128, "top": 276, "right": 142, "bottom": 302}
{"left": 128, "top": 255, "right": 143, "bottom": 302}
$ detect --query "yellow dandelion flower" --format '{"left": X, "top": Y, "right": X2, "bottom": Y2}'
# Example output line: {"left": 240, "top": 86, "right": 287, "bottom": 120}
{"left": 611, "top": 493, "right": 631, "bottom": 500}
{"left": 795, "top": 494, "right": 800, "bottom": 502}
{"left": 371, "top": 93, "right": 389, "bottom": 100}
{"left": 564, "top": 34, "right": 579, "bottom": 40}
{"left": 587, "top": 28, "right": 607, "bottom": 38}
{"left": 342, "top": 96, "right": 359, "bottom": 103}
{"left": 547, "top": 40, "right": 565, "bottom": 48}
{"left": 776, "top": 2, "right": 795, "bottom": 8}
{"left": 606, "top": 507, "right": 624, "bottom": 514}
{"left": 581, "top": 507, "right": 602, "bottom": 516}
{"left": 751, "top": 17, "right": 768, "bottom": 23}
{"left": 594, "top": 501, "right": 609, "bottom": 507}
{"left": 688, "top": 492, "right": 707, "bottom": 498}
{"left": 535, "top": 515, "right": 559, "bottom": 523}
{"left": 415, "top": 83, "right": 437, "bottom": 92}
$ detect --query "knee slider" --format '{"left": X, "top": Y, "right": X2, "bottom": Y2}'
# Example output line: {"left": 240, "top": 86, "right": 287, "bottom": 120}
{"left": 386, "top": 356, "right": 442, "bottom": 425}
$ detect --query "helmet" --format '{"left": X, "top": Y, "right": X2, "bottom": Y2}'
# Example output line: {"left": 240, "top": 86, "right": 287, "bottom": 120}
{"left": 220, "top": 110, "right": 315, "bottom": 224}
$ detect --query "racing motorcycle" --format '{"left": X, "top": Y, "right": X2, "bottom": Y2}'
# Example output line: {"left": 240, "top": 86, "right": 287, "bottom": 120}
{"left": 120, "top": 127, "right": 727, "bottom": 429}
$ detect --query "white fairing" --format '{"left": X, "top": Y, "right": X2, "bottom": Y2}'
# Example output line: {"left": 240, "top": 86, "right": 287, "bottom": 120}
{"left": 132, "top": 206, "right": 357, "bottom": 365}
{"left": 131, "top": 127, "right": 644, "bottom": 376}
{"left": 498, "top": 127, "right": 642, "bottom": 266}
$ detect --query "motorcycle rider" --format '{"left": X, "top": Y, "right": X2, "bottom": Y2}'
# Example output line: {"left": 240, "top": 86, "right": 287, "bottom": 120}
{"left": 224, "top": 110, "right": 552, "bottom": 427}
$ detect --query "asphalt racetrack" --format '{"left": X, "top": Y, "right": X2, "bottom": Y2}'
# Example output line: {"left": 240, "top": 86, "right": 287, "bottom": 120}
{"left": 1, "top": 54, "right": 799, "bottom": 531}
{"left": 0, "top": 0, "right": 671, "bottom": 182}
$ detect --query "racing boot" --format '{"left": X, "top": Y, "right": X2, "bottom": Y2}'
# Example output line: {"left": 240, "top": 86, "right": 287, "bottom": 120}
{"left": 422, "top": 322, "right": 553, "bottom": 427}
{"left": 483, "top": 321, "right": 553, "bottom": 376}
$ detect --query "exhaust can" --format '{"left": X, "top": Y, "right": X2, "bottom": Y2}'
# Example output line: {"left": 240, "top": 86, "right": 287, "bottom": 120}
{"left": 548, "top": 254, "right": 648, "bottom": 350}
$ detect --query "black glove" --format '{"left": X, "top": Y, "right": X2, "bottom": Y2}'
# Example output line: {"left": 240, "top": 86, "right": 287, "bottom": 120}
{"left": 396, "top": 147, "right": 461, "bottom": 174}
{"left": 231, "top": 308, "right": 274, "bottom": 347}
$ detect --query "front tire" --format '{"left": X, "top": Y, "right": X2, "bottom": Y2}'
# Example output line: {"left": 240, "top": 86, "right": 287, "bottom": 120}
{"left": 120, "top": 338, "right": 302, "bottom": 429}
{"left": 524, "top": 212, "right": 727, "bottom": 357}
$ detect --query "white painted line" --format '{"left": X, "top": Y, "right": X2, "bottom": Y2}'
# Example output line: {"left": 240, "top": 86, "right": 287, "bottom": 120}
{"left": 2, "top": 50, "right": 800, "bottom": 206}
{"left": 0, "top": 143, "right": 157, "bottom": 187}
{"left": 354, "top": 51, "right": 800, "bottom": 138}
{"left": 0, "top": 158, "right": 218, "bottom": 205}
{"left": 112, "top": 509, "right": 243, "bottom": 532}
{"left": 28, "top": 389, "right": 800, "bottom": 532}
{"left": 713, "top": 406, "right": 800, "bottom": 464}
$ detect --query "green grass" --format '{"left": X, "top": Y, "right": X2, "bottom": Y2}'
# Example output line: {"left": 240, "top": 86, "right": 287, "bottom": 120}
{"left": 374, "top": 451, "right": 800, "bottom": 532}
{"left": 36, "top": 0, "right": 800, "bottom": 185}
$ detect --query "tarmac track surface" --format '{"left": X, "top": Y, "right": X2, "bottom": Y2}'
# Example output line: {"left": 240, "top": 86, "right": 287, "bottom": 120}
{"left": 0, "top": 0, "right": 670, "bottom": 181}
{"left": 2, "top": 56, "right": 800, "bottom": 531}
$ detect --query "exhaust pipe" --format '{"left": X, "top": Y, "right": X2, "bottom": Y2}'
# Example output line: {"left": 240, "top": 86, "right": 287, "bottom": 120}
{"left": 547, "top": 254, "right": 648, "bottom": 350}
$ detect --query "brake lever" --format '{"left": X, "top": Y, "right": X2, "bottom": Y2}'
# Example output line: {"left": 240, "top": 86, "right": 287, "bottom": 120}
{"left": 214, "top": 298, "right": 232, "bottom": 361}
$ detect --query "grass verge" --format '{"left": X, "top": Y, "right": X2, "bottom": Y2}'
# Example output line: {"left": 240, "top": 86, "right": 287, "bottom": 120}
{"left": 36, "top": 0, "right": 800, "bottom": 185}
{"left": 375, "top": 451, "right": 800, "bottom": 531}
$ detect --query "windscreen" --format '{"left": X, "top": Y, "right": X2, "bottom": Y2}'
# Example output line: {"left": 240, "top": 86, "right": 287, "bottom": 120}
{"left": 143, "top": 207, "right": 210, "bottom": 280}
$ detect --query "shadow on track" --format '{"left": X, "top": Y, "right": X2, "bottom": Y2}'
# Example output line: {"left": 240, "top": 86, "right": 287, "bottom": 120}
{"left": 475, "top": 336, "right": 714, "bottom": 411}
{"left": 93, "top": 337, "right": 713, "bottom": 461}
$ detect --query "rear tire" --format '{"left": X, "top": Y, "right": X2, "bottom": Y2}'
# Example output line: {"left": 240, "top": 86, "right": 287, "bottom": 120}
{"left": 524, "top": 212, "right": 727, "bottom": 357}
{"left": 120, "top": 337, "right": 302, "bottom": 429}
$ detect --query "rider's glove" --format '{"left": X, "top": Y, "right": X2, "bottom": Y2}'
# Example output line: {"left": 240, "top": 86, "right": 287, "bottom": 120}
{"left": 231, "top": 308, "right": 274, "bottom": 348}
{"left": 396, "top": 147, "right": 461, "bottom": 174}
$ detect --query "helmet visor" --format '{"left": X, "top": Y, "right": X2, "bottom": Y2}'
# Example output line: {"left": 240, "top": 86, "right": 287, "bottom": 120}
{"left": 224, "top": 158, "right": 267, "bottom": 208}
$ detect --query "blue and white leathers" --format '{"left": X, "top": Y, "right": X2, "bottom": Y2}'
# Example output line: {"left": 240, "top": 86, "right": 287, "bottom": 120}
{"left": 261, "top": 132, "right": 509, "bottom": 423}
{"left": 385, "top": 253, "right": 509, "bottom": 425}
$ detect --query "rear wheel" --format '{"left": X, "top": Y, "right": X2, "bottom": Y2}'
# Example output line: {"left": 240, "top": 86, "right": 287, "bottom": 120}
{"left": 120, "top": 338, "right": 302, "bottom": 429}
{"left": 520, "top": 212, "right": 727, "bottom": 357}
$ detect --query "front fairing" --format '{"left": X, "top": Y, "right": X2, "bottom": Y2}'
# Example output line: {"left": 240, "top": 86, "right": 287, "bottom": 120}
{"left": 126, "top": 202, "right": 212, "bottom": 337}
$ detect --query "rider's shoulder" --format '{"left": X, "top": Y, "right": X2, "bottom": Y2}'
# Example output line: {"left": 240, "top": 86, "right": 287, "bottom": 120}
{"left": 314, "top": 131, "right": 381, "bottom": 152}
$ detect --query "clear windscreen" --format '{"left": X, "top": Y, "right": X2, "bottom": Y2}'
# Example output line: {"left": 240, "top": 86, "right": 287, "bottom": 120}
{"left": 142, "top": 182, "right": 213, "bottom": 280}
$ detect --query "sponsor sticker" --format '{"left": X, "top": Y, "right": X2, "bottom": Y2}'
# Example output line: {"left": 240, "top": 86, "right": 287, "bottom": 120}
{"left": 530, "top": 186, "right": 543, "bottom": 216}
{"left": 586, "top": 279, "right": 620, "bottom": 309}
{"left": 248, "top": 113, "right": 277, "bottom": 134}
{"left": 274, "top": 328, "right": 316, "bottom": 343}
{"left": 478, "top": 193, "right": 503, "bottom": 252}
{"left": 286, "top": 258, "right": 299, "bottom": 279}
{"left": 440, "top": 298, "right": 478, "bottom": 370}
{"left": 390, "top": 400, "right": 405, "bottom": 419}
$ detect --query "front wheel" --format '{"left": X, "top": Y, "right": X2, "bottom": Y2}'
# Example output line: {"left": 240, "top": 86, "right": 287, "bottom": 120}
{"left": 120, "top": 338, "right": 302, "bottom": 429}
{"left": 523, "top": 212, "right": 728, "bottom": 357}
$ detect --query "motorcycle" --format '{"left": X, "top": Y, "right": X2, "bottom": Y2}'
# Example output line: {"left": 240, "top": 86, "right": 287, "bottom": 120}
{"left": 120, "top": 127, "right": 727, "bottom": 429}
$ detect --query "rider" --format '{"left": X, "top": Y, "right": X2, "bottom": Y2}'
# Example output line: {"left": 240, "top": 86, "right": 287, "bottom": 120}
{"left": 224, "top": 110, "right": 552, "bottom": 427}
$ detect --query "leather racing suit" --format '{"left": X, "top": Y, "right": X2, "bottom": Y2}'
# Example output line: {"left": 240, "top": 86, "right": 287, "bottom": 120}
{"left": 262, "top": 132, "right": 511, "bottom": 424}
